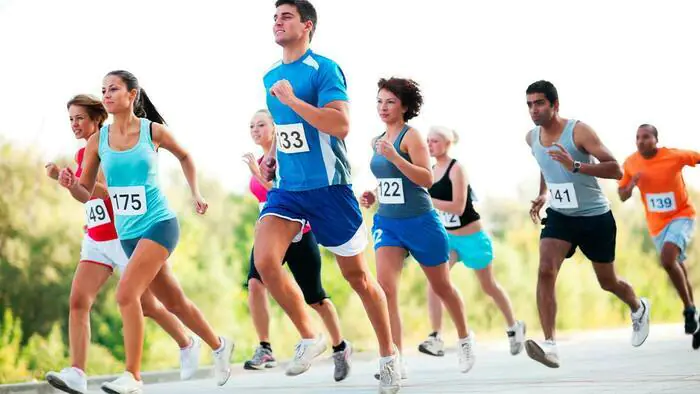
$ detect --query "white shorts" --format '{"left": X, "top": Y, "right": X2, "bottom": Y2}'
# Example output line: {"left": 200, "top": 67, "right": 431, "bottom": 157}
{"left": 80, "top": 235, "right": 129, "bottom": 271}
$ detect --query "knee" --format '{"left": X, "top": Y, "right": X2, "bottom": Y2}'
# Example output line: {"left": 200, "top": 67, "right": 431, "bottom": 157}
{"left": 69, "top": 290, "right": 94, "bottom": 313}
{"left": 343, "top": 268, "right": 370, "bottom": 293}
{"left": 431, "top": 282, "right": 453, "bottom": 300}
{"left": 248, "top": 278, "right": 266, "bottom": 296}
{"left": 659, "top": 251, "right": 678, "bottom": 271}
{"left": 597, "top": 276, "right": 618, "bottom": 293}
{"left": 480, "top": 280, "right": 499, "bottom": 297}
{"left": 538, "top": 259, "right": 559, "bottom": 282}
{"left": 115, "top": 286, "right": 140, "bottom": 308}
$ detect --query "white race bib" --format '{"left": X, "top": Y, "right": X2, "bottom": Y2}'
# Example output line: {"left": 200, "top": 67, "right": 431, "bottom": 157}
{"left": 645, "top": 192, "right": 677, "bottom": 213}
{"left": 438, "top": 210, "right": 461, "bottom": 227}
{"left": 378, "top": 178, "right": 405, "bottom": 204}
{"left": 259, "top": 202, "right": 266, "bottom": 212}
{"left": 84, "top": 199, "right": 111, "bottom": 228}
{"left": 109, "top": 186, "right": 147, "bottom": 216}
{"left": 276, "top": 123, "right": 310, "bottom": 154}
{"left": 547, "top": 182, "right": 579, "bottom": 209}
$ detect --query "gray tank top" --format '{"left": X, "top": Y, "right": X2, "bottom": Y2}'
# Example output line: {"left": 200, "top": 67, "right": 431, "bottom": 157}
{"left": 530, "top": 119, "right": 610, "bottom": 217}
{"left": 370, "top": 125, "right": 433, "bottom": 218}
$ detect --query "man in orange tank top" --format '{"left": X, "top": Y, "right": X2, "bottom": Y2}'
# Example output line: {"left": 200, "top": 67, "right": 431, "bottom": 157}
{"left": 618, "top": 124, "right": 700, "bottom": 349}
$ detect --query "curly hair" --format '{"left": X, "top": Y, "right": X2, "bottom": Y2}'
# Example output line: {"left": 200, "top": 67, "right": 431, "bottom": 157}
{"left": 377, "top": 77, "right": 423, "bottom": 121}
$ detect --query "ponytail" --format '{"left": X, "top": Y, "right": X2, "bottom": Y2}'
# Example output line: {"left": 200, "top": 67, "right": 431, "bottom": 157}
{"left": 135, "top": 88, "right": 166, "bottom": 125}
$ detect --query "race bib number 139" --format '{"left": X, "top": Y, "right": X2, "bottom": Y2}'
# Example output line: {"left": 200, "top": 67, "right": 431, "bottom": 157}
{"left": 548, "top": 182, "right": 579, "bottom": 209}
{"left": 109, "top": 186, "right": 147, "bottom": 216}
{"left": 645, "top": 192, "right": 676, "bottom": 213}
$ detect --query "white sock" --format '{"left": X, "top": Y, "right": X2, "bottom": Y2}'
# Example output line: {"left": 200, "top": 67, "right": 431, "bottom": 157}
{"left": 213, "top": 337, "right": 225, "bottom": 353}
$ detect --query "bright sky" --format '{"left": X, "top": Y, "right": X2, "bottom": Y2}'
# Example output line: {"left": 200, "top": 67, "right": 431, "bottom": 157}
{"left": 2, "top": 0, "right": 699, "bottom": 200}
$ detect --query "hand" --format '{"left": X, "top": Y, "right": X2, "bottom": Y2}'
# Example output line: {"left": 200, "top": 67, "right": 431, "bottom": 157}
{"left": 631, "top": 172, "right": 642, "bottom": 185}
{"left": 530, "top": 194, "right": 547, "bottom": 224}
{"left": 269, "top": 80, "right": 297, "bottom": 106}
{"left": 375, "top": 138, "right": 399, "bottom": 162}
{"left": 193, "top": 194, "right": 208, "bottom": 215}
{"left": 260, "top": 156, "right": 277, "bottom": 182}
{"left": 45, "top": 162, "right": 60, "bottom": 180}
{"left": 242, "top": 153, "right": 260, "bottom": 176}
{"left": 58, "top": 167, "right": 77, "bottom": 189}
{"left": 360, "top": 190, "right": 377, "bottom": 208}
{"left": 547, "top": 143, "right": 574, "bottom": 171}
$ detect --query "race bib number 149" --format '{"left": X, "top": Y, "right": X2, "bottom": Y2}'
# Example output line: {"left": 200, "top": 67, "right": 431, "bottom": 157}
{"left": 109, "top": 186, "right": 147, "bottom": 216}
{"left": 84, "top": 199, "right": 111, "bottom": 228}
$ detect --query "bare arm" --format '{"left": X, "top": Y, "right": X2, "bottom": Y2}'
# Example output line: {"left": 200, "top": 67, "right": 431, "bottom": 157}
{"left": 286, "top": 99, "right": 350, "bottom": 139}
{"left": 68, "top": 135, "right": 100, "bottom": 203}
{"left": 432, "top": 162, "right": 467, "bottom": 215}
{"left": 574, "top": 122, "right": 623, "bottom": 180}
{"left": 92, "top": 169, "right": 110, "bottom": 200}
{"left": 389, "top": 128, "right": 433, "bottom": 188}
{"left": 152, "top": 123, "right": 201, "bottom": 198}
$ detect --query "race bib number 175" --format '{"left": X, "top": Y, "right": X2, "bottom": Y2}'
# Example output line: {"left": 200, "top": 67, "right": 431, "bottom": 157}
{"left": 109, "top": 186, "right": 147, "bottom": 216}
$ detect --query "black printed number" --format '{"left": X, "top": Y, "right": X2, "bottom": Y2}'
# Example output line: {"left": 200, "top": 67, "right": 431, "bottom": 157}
{"left": 112, "top": 193, "right": 143, "bottom": 212}
{"left": 88, "top": 205, "right": 106, "bottom": 222}
{"left": 381, "top": 181, "right": 401, "bottom": 197}
{"left": 280, "top": 130, "right": 304, "bottom": 149}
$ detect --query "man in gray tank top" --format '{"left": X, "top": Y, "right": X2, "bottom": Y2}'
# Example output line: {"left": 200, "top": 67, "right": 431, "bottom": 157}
{"left": 523, "top": 80, "right": 650, "bottom": 368}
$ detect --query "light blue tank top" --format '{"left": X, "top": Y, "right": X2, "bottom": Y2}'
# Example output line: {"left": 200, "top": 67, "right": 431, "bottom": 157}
{"left": 98, "top": 118, "right": 175, "bottom": 239}
{"left": 530, "top": 119, "right": 610, "bottom": 217}
{"left": 370, "top": 125, "right": 433, "bottom": 218}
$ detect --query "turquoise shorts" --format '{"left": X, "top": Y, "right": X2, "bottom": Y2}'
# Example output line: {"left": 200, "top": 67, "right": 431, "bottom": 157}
{"left": 447, "top": 230, "right": 494, "bottom": 270}
{"left": 652, "top": 218, "right": 695, "bottom": 263}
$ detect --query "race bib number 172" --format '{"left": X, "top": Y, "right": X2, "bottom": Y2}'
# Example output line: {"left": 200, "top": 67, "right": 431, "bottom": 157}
{"left": 109, "top": 186, "right": 147, "bottom": 216}
{"left": 548, "top": 182, "right": 579, "bottom": 209}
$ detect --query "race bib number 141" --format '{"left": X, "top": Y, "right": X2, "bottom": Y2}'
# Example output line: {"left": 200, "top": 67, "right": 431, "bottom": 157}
{"left": 548, "top": 182, "right": 579, "bottom": 209}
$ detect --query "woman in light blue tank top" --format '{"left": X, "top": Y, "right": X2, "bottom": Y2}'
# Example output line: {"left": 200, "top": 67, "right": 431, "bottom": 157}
{"left": 361, "top": 78, "right": 475, "bottom": 375}
{"left": 58, "top": 70, "right": 233, "bottom": 392}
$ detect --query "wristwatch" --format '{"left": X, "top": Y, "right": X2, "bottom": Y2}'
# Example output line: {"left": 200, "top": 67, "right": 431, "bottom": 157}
{"left": 572, "top": 160, "right": 582, "bottom": 173}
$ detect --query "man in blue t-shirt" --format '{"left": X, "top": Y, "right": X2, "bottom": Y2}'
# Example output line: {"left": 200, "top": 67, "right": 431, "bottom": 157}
{"left": 254, "top": 1, "right": 400, "bottom": 392}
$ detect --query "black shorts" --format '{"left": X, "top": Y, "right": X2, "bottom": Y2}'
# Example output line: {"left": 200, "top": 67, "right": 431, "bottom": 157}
{"left": 540, "top": 208, "right": 617, "bottom": 263}
{"left": 247, "top": 231, "right": 328, "bottom": 305}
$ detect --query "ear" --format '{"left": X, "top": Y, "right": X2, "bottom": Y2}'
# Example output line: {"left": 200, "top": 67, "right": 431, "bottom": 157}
{"left": 128, "top": 88, "right": 138, "bottom": 103}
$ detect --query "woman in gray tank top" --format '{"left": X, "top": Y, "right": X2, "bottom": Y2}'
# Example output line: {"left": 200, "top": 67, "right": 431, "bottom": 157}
{"left": 361, "top": 77, "right": 475, "bottom": 378}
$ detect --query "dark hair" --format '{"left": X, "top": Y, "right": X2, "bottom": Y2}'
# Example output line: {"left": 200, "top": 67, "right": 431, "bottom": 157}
{"left": 377, "top": 77, "right": 423, "bottom": 121}
{"left": 67, "top": 94, "right": 108, "bottom": 128}
{"left": 105, "top": 70, "right": 166, "bottom": 125}
{"left": 526, "top": 80, "right": 558, "bottom": 107}
{"left": 639, "top": 123, "right": 659, "bottom": 140}
{"left": 275, "top": 0, "right": 318, "bottom": 41}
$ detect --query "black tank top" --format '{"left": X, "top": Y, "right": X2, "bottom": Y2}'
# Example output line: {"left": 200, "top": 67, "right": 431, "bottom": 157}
{"left": 428, "top": 159, "right": 480, "bottom": 230}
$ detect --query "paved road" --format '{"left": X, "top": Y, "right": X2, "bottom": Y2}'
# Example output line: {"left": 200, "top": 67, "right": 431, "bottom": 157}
{"left": 134, "top": 325, "right": 698, "bottom": 394}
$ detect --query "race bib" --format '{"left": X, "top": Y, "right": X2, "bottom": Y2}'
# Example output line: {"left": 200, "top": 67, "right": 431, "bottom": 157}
{"left": 378, "top": 178, "right": 405, "bottom": 204}
{"left": 109, "top": 186, "right": 147, "bottom": 216}
{"left": 84, "top": 199, "right": 111, "bottom": 228}
{"left": 276, "top": 123, "right": 310, "bottom": 154}
{"left": 547, "top": 182, "right": 579, "bottom": 209}
{"left": 259, "top": 202, "right": 266, "bottom": 212}
{"left": 645, "top": 192, "right": 676, "bottom": 213}
{"left": 438, "top": 210, "right": 461, "bottom": 227}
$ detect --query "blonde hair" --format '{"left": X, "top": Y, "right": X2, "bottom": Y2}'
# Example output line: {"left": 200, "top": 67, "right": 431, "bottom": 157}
{"left": 429, "top": 125, "right": 459, "bottom": 145}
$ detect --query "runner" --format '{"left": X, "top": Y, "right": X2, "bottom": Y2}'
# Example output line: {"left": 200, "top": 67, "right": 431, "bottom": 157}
{"left": 242, "top": 109, "right": 352, "bottom": 381}
{"left": 45, "top": 94, "right": 199, "bottom": 394}
{"left": 618, "top": 124, "right": 700, "bottom": 349}
{"left": 421, "top": 125, "right": 526, "bottom": 357}
{"left": 524, "top": 80, "right": 650, "bottom": 368}
{"left": 256, "top": 1, "right": 400, "bottom": 392}
{"left": 58, "top": 71, "right": 233, "bottom": 393}
{"left": 362, "top": 77, "right": 475, "bottom": 378}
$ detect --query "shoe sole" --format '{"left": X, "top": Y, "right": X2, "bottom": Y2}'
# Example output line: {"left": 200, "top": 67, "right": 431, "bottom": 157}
{"left": 46, "top": 376, "right": 84, "bottom": 394}
{"left": 524, "top": 340, "right": 559, "bottom": 368}
{"left": 693, "top": 331, "right": 700, "bottom": 350}
{"left": 101, "top": 386, "right": 142, "bottom": 394}
{"left": 418, "top": 345, "right": 444, "bottom": 357}
{"left": 244, "top": 361, "right": 277, "bottom": 370}
{"left": 216, "top": 341, "right": 235, "bottom": 386}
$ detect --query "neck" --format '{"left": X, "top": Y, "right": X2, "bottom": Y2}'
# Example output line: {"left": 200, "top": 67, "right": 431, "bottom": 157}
{"left": 385, "top": 120, "right": 406, "bottom": 137}
{"left": 641, "top": 147, "right": 658, "bottom": 159}
{"left": 540, "top": 114, "right": 565, "bottom": 135}
{"left": 112, "top": 111, "right": 139, "bottom": 133}
{"left": 282, "top": 40, "right": 310, "bottom": 63}
{"left": 435, "top": 154, "right": 452, "bottom": 166}
{"left": 262, "top": 142, "right": 273, "bottom": 156}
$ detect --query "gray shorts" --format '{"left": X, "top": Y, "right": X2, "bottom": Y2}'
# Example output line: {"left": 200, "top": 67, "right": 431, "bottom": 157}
{"left": 120, "top": 217, "right": 180, "bottom": 258}
{"left": 652, "top": 218, "right": 695, "bottom": 263}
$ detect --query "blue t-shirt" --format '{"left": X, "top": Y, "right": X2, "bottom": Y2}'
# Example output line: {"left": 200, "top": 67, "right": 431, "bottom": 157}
{"left": 264, "top": 49, "right": 351, "bottom": 191}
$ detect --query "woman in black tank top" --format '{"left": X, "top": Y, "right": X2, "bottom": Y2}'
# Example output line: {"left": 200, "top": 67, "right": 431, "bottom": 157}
{"left": 417, "top": 126, "right": 527, "bottom": 357}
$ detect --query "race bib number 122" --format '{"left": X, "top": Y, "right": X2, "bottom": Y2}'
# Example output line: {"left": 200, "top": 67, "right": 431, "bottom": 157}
{"left": 109, "top": 186, "right": 147, "bottom": 216}
{"left": 378, "top": 178, "right": 405, "bottom": 204}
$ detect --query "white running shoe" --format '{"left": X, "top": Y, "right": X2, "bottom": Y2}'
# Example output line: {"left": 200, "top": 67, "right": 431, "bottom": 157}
{"left": 507, "top": 321, "right": 526, "bottom": 355}
{"left": 457, "top": 333, "right": 476, "bottom": 373}
{"left": 46, "top": 367, "right": 87, "bottom": 394}
{"left": 179, "top": 336, "right": 201, "bottom": 380}
{"left": 213, "top": 337, "right": 234, "bottom": 386}
{"left": 525, "top": 339, "right": 559, "bottom": 368}
{"left": 631, "top": 298, "right": 651, "bottom": 347}
{"left": 374, "top": 351, "right": 407, "bottom": 380}
{"left": 285, "top": 334, "right": 327, "bottom": 376}
{"left": 378, "top": 352, "right": 401, "bottom": 394}
{"left": 418, "top": 333, "right": 444, "bottom": 357}
{"left": 100, "top": 371, "right": 143, "bottom": 394}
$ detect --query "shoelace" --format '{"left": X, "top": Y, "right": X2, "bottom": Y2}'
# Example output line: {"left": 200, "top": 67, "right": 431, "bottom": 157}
{"left": 294, "top": 342, "right": 307, "bottom": 360}
{"left": 252, "top": 347, "right": 267, "bottom": 364}
{"left": 379, "top": 361, "right": 397, "bottom": 384}
{"left": 459, "top": 341, "right": 472, "bottom": 362}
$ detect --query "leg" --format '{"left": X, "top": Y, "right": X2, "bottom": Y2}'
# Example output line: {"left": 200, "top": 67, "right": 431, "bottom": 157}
{"left": 68, "top": 262, "right": 112, "bottom": 371}
{"left": 474, "top": 264, "right": 516, "bottom": 327}
{"left": 537, "top": 238, "right": 570, "bottom": 340}
{"left": 309, "top": 301, "right": 343, "bottom": 347}
{"left": 427, "top": 257, "right": 458, "bottom": 334}
{"left": 248, "top": 278, "right": 271, "bottom": 343}
{"left": 253, "top": 215, "right": 316, "bottom": 338}
{"left": 680, "top": 263, "right": 695, "bottom": 304}
{"left": 592, "top": 263, "right": 641, "bottom": 310}
{"left": 336, "top": 253, "right": 394, "bottom": 357}
{"left": 374, "top": 247, "right": 406, "bottom": 353}
{"left": 421, "top": 263, "right": 468, "bottom": 339}
{"left": 660, "top": 243, "right": 694, "bottom": 308}
{"left": 139, "top": 288, "right": 191, "bottom": 348}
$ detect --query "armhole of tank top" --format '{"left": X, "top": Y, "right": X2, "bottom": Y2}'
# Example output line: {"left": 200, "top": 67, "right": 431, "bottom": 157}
{"left": 567, "top": 120, "right": 586, "bottom": 155}
{"left": 97, "top": 125, "right": 106, "bottom": 159}
{"left": 446, "top": 159, "right": 457, "bottom": 176}
{"left": 142, "top": 119, "right": 157, "bottom": 151}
